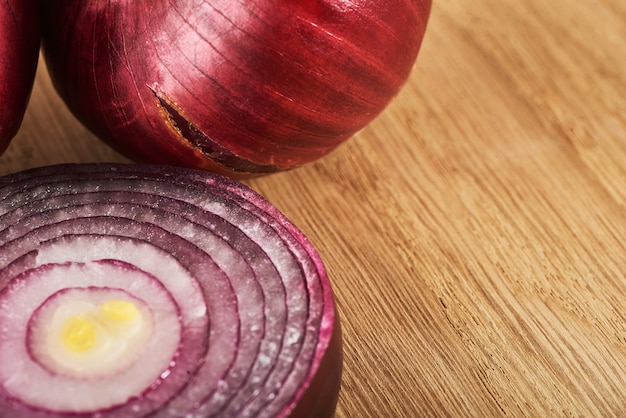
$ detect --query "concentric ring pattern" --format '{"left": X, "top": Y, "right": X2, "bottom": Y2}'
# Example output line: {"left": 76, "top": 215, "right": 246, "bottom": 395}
{"left": 0, "top": 163, "right": 341, "bottom": 418}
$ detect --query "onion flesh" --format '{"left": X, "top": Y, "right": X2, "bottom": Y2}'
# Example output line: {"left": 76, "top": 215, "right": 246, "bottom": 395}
{"left": 0, "top": 163, "right": 342, "bottom": 417}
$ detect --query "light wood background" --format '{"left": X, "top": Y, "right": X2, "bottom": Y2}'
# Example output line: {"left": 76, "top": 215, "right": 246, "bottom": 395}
{"left": 3, "top": 1, "right": 626, "bottom": 416}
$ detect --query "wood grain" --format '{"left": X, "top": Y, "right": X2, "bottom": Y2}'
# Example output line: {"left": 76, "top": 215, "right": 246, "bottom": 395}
{"left": 2, "top": 0, "right": 626, "bottom": 416}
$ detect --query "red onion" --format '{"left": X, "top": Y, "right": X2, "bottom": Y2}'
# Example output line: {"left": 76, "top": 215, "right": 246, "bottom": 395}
{"left": 40, "top": 0, "right": 432, "bottom": 177}
{"left": 0, "top": 163, "right": 342, "bottom": 417}
{"left": 0, "top": 0, "right": 40, "bottom": 152}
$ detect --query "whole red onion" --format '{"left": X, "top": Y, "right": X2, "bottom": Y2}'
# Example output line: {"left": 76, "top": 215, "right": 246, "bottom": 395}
{"left": 41, "top": 0, "right": 432, "bottom": 177}
{"left": 0, "top": 0, "right": 40, "bottom": 152}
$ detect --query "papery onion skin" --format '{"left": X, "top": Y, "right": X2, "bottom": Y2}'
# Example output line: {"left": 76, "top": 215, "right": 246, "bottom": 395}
{"left": 0, "top": 0, "right": 39, "bottom": 153}
{"left": 0, "top": 163, "right": 342, "bottom": 417}
{"left": 40, "top": 0, "right": 432, "bottom": 177}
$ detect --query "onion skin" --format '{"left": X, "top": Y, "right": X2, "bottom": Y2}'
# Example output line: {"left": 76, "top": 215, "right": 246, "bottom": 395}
{"left": 40, "top": 0, "right": 432, "bottom": 177}
{"left": 287, "top": 321, "right": 342, "bottom": 418}
{"left": 0, "top": 0, "right": 39, "bottom": 153}
{"left": 0, "top": 163, "right": 342, "bottom": 417}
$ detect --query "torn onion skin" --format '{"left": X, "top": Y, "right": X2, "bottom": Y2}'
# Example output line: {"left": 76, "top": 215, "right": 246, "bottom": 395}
{"left": 0, "top": 0, "right": 39, "bottom": 153}
{"left": 40, "top": 0, "right": 432, "bottom": 177}
{"left": 0, "top": 163, "right": 342, "bottom": 417}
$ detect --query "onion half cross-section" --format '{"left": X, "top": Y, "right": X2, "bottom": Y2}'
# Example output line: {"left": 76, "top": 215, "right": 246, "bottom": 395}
{"left": 0, "top": 163, "right": 342, "bottom": 418}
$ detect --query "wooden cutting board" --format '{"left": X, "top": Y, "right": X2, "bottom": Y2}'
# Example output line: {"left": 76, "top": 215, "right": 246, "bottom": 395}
{"left": 3, "top": 1, "right": 626, "bottom": 416}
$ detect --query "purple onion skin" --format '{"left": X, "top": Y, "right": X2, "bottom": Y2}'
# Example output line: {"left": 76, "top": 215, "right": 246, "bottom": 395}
{"left": 289, "top": 321, "right": 342, "bottom": 418}
{"left": 0, "top": 0, "right": 39, "bottom": 153}
{"left": 40, "top": 0, "right": 431, "bottom": 177}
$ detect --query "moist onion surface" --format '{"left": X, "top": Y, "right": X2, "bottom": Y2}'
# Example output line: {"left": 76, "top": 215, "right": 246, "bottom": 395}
{"left": 0, "top": 163, "right": 342, "bottom": 418}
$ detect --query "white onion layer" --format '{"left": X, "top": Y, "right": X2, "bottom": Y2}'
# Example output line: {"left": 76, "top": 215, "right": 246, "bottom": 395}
{"left": 0, "top": 260, "right": 181, "bottom": 412}
{"left": 30, "top": 286, "right": 154, "bottom": 379}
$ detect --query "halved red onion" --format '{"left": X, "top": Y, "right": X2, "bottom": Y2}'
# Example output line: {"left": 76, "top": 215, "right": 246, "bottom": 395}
{"left": 0, "top": 163, "right": 342, "bottom": 417}
{"left": 0, "top": 0, "right": 40, "bottom": 152}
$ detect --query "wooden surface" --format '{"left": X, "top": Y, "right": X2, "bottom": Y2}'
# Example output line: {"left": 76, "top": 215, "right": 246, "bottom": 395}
{"left": 3, "top": 1, "right": 626, "bottom": 416}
